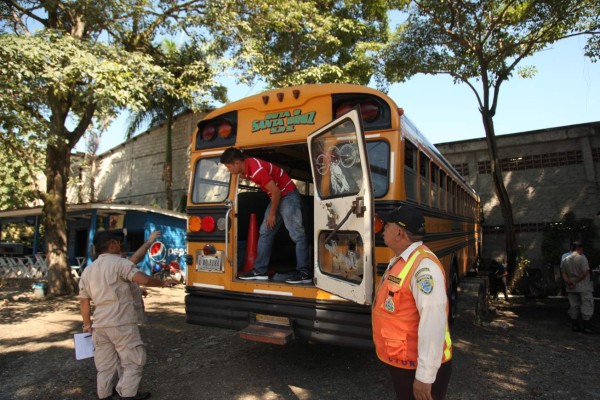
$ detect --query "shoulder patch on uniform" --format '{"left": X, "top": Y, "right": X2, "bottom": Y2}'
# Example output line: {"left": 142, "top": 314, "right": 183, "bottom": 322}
{"left": 387, "top": 275, "right": 402, "bottom": 285}
{"left": 417, "top": 274, "right": 434, "bottom": 294}
{"left": 415, "top": 267, "right": 430, "bottom": 277}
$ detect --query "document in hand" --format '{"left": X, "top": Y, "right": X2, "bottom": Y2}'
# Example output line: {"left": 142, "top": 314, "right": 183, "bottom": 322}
{"left": 74, "top": 332, "right": 95, "bottom": 360}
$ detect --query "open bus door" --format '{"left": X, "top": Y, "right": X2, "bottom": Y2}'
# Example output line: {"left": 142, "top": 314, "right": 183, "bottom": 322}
{"left": 307, "top": 109, "right": 375, "bottom": 305}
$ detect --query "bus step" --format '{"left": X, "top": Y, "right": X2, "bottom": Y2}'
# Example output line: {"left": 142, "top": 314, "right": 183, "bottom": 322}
{"left": 239, "top": 323, "right": 293, "bottom": 345}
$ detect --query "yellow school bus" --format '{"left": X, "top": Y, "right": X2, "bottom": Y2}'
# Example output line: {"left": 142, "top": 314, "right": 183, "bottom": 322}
{"left": 185, "top": 84, "right": 480, "bottom": 348}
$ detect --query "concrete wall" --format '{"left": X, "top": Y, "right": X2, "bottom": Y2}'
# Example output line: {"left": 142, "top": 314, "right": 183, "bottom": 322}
{"left": 71, "top": 110, "right": 205, "bottom": 212}
{"left": 436, "top": 122, "right": 600, "bottom": 267}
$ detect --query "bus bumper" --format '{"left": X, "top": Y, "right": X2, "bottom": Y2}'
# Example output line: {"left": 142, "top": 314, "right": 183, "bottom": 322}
{"left": 185, "top": 286, "right": 374, "bottom": 349}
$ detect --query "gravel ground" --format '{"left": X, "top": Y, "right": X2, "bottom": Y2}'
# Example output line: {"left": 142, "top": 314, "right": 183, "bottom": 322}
{"left": 0, "top": 283, "right": 599, "bottom": 400}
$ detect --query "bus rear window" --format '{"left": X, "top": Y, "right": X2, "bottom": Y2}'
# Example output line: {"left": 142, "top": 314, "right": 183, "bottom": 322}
{"left": 191, "top": 157, "right": 230, "bottom": 203}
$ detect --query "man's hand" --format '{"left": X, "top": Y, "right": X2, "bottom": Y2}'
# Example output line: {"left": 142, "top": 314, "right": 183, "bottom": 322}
{"left": 162, "top": 279, "right": 178, "bottom": 288}
{"left": 265, "top": 214, "right": 277, "bottom": 229}
{"left": 148, "top": 231, "right": 161, "bottom": 242}
{"left": 413, "top": 379, "right": 433, "bottom": 400}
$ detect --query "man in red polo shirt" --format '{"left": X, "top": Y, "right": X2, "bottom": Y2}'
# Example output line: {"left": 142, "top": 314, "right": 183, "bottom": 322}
{"left": 220, "top": 147, "right": 310, "bottom": 284}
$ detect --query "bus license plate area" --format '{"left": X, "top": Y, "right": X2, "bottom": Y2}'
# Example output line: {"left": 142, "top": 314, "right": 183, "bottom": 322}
{"left": 196, "top": 251, "right": 223, "bottom": 272}
{"left": 255, "top": 313, "right": 290, "bottom": 326}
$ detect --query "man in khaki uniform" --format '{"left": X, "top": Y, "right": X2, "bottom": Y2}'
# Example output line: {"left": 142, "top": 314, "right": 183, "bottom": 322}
{"left": 560, "top": 241, "right": 595, "bottom": 333}
{"left": 79, "top": 231, "right": 174, "bottom": 400}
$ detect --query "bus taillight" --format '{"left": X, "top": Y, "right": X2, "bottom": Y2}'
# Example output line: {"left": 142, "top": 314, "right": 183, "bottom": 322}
{"left": 201, "top": 216, "right": 216, "bottom": 232}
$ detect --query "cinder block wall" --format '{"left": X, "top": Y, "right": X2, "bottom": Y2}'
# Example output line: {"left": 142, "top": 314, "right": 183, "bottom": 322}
{"left": 92, "top": 110, "right": 204, "bottom": 211}
{"left": 437, "top": 122, "right": 600, "bottom": 268}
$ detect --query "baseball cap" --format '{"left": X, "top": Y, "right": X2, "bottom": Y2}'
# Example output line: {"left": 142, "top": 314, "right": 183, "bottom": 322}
{"left": 93, "top": 231, "right": 122, "bottom": 250}
{"left": 378, "top": 204, "right": 426, "bottom": 235}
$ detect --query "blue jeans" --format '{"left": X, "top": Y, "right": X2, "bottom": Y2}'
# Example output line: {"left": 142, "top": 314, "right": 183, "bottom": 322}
{"left": 253, "top": 189, "right": 309, "bottom": 274}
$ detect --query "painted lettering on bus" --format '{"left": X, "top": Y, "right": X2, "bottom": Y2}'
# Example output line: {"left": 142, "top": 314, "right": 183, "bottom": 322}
{"left": 251, "top": 109, "right": 316, "bottom": 134}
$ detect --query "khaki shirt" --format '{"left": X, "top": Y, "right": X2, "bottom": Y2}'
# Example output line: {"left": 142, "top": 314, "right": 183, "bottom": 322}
{"left": 78, "top": 253, "right": 140, "bottom": 328}
{"left": 561, "top": 252, "right": 592, "bottom": 293}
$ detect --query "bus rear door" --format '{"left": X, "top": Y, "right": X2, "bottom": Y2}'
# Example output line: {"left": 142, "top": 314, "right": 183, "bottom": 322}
{"left": 307, "top": 109, "right": 375, "bottom": 305}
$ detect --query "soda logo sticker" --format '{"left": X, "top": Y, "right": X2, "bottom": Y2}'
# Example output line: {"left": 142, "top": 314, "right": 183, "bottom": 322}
{"left": 148, "top": 241, "right": 167, "bottom": 263}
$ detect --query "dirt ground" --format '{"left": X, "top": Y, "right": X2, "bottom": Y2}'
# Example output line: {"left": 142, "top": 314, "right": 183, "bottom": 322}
{"left": 1, "top": 282, "right": 599, "bottom": 400}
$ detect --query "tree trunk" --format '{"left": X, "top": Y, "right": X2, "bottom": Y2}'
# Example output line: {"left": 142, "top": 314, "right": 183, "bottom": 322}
{"left": 45, "top": 139, "right": 77, "bottom": 296}
{"left": 481, "top": 109, "right": 518, "bottom": 274}
{"left": 164, "top": 114, "right": 174, "bottom": 210}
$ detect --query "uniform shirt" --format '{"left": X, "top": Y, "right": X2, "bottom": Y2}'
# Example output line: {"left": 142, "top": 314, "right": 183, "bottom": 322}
{"left": 78, "top": 253, "right": 140, "bottom": 328}
{"left": 561, "top": 252, "right": 592, "bottom": 293}
{"left": 386, "top": 242, "right": 449, "bottom": 383}
{"left": 243, "top": 157, "right": 295, "bottom": 197}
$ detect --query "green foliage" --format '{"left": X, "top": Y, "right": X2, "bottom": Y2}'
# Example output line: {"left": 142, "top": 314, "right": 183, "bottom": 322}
{"left": 208, "top": 0, "right": 390, "bottom": 88}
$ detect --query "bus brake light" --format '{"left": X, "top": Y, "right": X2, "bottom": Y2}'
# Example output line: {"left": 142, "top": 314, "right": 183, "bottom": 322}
{"left": 201, "top": 125, "right": 216, "bottom": 141}
{"left": 201, "top": 216, "right": 216, "bottom": 232}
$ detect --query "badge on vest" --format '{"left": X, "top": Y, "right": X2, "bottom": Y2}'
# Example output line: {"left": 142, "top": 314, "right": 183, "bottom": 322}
{"left": 384, "top": 294, "right": 395, "bottom": 312}
{"left": 417, "top": 274, "right": 434, "bottom": 294}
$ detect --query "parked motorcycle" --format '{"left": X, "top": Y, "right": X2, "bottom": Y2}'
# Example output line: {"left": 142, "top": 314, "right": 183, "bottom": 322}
{"left": 152, "top": 260, "right": 185, "bottom": 284}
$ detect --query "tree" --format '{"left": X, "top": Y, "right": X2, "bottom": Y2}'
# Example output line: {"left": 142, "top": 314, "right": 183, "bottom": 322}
{"left": 126, "top": 41, "right": 227, "bottom": 210}
{"left": 381, "top": 0, "right": 600, "bottom": 273}
{"left": 0, "top": 0, "right": 225, "bottom": 295}
{"left": 208, "top": 0, "right": 390, "bottom": 87}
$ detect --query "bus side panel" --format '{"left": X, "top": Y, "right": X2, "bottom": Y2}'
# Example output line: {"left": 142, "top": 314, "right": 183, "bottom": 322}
{"left": 185, "top": 289, "right": 373, "bottom": 349}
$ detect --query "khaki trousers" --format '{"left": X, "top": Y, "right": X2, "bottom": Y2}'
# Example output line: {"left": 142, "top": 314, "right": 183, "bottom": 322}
{"left": 93, "top": 324, "right": 146, "bottom": 398}
{"left": 567, "top": 291, "right": 594, "bottom": 320}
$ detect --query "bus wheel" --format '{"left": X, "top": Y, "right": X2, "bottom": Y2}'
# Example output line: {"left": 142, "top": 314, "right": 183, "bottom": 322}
{"left": 448, "top": 270, "right": 459, "bottom": 326}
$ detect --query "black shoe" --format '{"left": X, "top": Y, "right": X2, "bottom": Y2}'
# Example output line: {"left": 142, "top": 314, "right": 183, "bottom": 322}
{"left": 572, "top": 319, "right": 582, "bottom": 332}
{"left": 582, "top": 321, "right": 597, "bottom": 334}
{"left": 119, "top": 392, "right": 151, "bottom": 400}
{"left": 285, "top": 271, "right": 312, "bottom": 284}
{"left": 239, "top": 269, "right": 268, "bottom": 281}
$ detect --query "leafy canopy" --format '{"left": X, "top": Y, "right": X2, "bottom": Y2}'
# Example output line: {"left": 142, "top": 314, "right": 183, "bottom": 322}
{"left": 382, "top": 0, "right": 599, "bottom": 111}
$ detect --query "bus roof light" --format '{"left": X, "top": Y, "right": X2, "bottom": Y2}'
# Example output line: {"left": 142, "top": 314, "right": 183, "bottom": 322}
{"left": 201, "top": 125, "right": 216, "bottom": 141}
{"left": 293, "top": 90, "right": 300, "bottom": 99}
{"left": 277, "top": 93, "right": 284, "bottom": 102}
{"left": 218, "top": 122, "right": 233, "bottom": 139}
{"left": 262, "top": 95, "right": 269, "bottom": 105}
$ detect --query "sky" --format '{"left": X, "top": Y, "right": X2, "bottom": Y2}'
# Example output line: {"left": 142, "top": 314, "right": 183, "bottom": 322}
{"left": 84, "top": 35, "right": 600, "bottom": 154}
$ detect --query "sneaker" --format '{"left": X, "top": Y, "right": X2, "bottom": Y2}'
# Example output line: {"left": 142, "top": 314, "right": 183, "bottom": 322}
{"left": 239, "top": 269, "right": 268, "bottom": 281}
{"left": 285, "top": 271, "right": 312, "bottom": 284}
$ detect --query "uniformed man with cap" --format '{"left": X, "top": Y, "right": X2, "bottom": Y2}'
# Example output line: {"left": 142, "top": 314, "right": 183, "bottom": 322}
{"left": 372, "top": 204, "right": 452, "bottom": 400}
{"left": 79, "top": 231, "right": 175, "bottom": 400}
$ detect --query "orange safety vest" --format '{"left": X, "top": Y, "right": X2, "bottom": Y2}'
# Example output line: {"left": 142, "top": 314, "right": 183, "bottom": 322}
{"left": 372, "top": 245, "right": 452, "bottom": 369}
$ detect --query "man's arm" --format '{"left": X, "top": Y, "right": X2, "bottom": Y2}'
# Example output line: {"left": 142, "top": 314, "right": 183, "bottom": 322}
{"left": 80, "top": 298, "right": 92, "bottom": 332}
{"left": 132, "top": 271, "right": 176, "bottom": 288}
{"left": 263, "top": 180, "right": 281, "bottom": 229}
{"left": 129, "top": 231, "right": 161, "bottom": 264}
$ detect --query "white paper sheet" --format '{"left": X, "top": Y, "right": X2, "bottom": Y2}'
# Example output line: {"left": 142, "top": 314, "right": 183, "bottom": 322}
{"left": 74, "top": 332, "right": 95, "bottom": 360}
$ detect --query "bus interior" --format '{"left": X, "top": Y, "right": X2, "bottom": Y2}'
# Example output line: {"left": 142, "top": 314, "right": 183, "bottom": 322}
{"left": 235, "top": 144, "right": 315, "bottom": 279}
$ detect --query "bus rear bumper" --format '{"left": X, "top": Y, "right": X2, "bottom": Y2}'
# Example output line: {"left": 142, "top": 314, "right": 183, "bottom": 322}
{"left": 185, "top": 286, "right": 374, "bottom": 349}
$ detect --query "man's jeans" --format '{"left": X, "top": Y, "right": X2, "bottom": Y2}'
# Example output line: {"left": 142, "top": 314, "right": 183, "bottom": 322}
{"left": 253, "top": 189, "right": 309, "bottom": 274}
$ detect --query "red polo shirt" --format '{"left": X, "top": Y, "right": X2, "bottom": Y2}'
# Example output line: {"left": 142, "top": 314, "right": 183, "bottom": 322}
{"left": 243, "top": 157, "right": 295, "bottom": 197}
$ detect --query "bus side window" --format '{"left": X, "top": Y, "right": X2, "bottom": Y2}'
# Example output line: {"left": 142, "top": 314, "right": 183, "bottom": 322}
{"left": 404, "top": 140, "right": 417, "bottom": 201}
{"left": 440, "top": 171, "right": 447, "bottom": 211}
{"left": 431, "top": 163, "right": 439, "bottom": 209}
{"left": 419, "top": 151, "right": 430, "bottom": 207}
